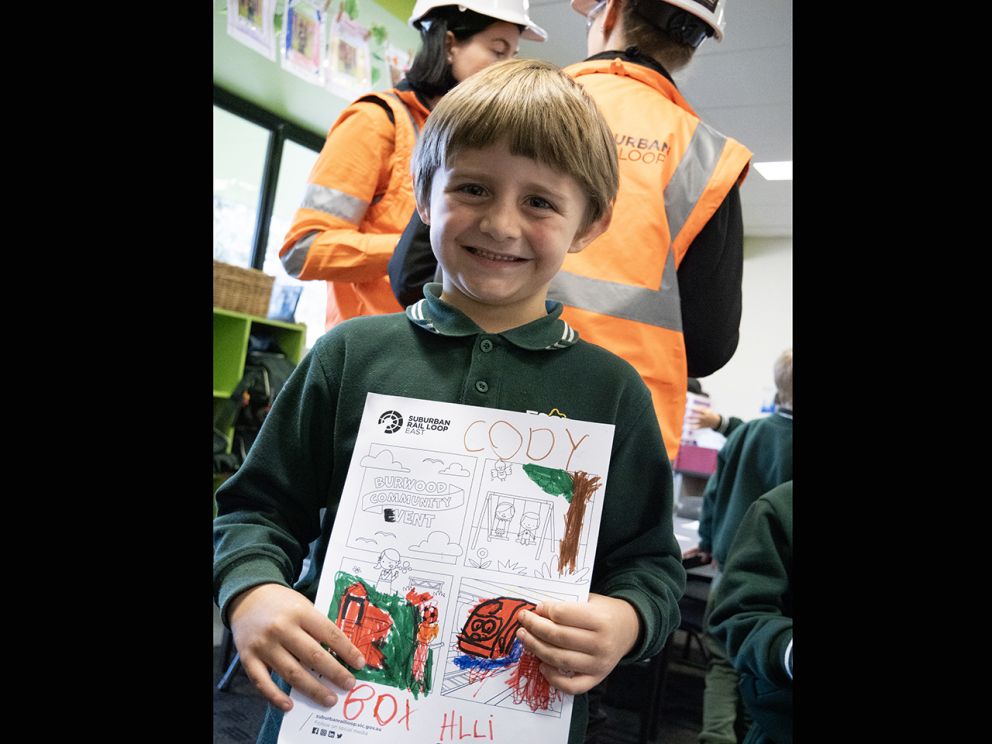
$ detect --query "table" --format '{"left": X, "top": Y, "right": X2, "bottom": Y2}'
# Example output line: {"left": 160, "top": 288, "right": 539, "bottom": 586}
{"left": 673, "top": 515, "right": 717, "bottom": 580}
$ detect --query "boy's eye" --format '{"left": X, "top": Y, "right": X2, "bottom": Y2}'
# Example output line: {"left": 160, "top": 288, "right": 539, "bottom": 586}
{"left": 525, "top": 196, "right": 554, "bottom": 211}
{"left": 457, "top": 183, "right": 488, "bottom": 197}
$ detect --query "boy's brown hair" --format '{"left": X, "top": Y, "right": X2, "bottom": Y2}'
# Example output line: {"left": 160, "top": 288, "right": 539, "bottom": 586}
{"left": 412, "top": 58, "right": 619, "bottom": 231}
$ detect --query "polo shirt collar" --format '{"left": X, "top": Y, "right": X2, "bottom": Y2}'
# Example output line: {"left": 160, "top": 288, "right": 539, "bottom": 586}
{"left": 405, "top": 284, "right": 579, "bottom": 351}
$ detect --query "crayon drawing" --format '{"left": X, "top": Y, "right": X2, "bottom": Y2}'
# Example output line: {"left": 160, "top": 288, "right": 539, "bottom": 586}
{"left": 327, "top": 572, "right": 444, "bottom": 698}
{"left": 464, "top": 460, "right": 602, "bottom": 581}
{"left": 522, "top": 464, "right": 603, "bottom": 575}
{"left": 439, "top": 577, "right": 578, "bottom": 716}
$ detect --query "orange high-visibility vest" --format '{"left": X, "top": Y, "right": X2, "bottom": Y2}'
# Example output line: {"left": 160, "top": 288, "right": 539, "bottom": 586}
{"left": 281, "top": 88, "right": 429, "bottom": 330}
{"left": 558, "top": 58, "right": 752, "bottom": 462}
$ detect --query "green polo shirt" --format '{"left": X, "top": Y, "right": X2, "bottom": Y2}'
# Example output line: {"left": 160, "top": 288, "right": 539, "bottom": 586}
{"left": 214, "top": 284, "right": 686, "bottom": 744}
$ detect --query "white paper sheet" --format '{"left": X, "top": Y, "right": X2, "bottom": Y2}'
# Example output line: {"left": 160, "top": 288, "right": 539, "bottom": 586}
{"left": 277, "top": 392, "right": 616, "bottom": 744}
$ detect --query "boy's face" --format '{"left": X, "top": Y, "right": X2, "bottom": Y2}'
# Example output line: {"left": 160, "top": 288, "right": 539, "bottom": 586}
{"left": 418, "top": 141, "right": 610, "bottom": 332}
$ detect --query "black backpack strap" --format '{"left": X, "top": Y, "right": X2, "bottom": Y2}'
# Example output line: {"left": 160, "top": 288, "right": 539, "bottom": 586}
{"left": 355, "top": 94, "right": 395, "bottom": 126}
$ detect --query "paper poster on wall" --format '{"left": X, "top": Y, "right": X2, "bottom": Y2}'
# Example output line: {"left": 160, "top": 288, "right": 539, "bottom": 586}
{"left": 226, "top": 0, "right": 277, "bottom": 61}
{"left": 276, "top": 393, "right": 616, "bottom": 744}
{"left": 326, "top": 11, "right": 372, "bottom": 100}
{"left": 281, "top": 0, "right": 327, "bottom": 86}
{"left": 383, "top": 43, "right": 412, "bottom": 86}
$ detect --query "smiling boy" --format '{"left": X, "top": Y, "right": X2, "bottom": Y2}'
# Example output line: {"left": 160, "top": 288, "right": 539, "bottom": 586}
{"left": 214, "top": 58, "right": 686, "bottom": 744}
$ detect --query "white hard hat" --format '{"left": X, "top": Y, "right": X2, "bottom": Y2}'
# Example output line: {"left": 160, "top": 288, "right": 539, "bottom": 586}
{"left": 409, "top": 0, "right": 548, "bottom": 42}
{"left": 570, "top": 0, "right": 725, "bottom": 43}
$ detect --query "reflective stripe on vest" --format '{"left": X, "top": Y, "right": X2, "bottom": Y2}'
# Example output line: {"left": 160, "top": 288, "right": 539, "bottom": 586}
{"left": 665, "top": 118, "right": 727, "bottom": 249}
{"left": 300, "top": 184, "right": 368, "bottom": 224}
{"left": 548, "top": 241, "right": 682, "bottom": 331}
{"left": 281, "top": 230, "right": 318, "bottom": 278}
{"left": 548, "top": 118, "right": 728, "bottom": 333}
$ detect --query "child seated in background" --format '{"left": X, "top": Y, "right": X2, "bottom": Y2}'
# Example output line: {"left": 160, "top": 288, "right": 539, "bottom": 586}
{"left": 213, "top": 58, "right": 686, "bottom": 744}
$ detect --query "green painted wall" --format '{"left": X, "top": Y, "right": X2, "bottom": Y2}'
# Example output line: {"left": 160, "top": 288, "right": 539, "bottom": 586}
{"left": 213, "top": 0, "right": 420, "bottom": 138}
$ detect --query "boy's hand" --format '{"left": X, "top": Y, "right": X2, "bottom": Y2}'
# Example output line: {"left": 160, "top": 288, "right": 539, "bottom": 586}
{"left": 514, "top": 593, "right": 641, "bottom": 695}
{"left": 228, "top": 583, "right": 366, "bottom": 712}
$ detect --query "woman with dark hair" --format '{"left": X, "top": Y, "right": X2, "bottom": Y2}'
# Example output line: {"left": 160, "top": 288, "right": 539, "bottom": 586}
{"left": 278, "top": 1, "right": 545, "bottom": 333}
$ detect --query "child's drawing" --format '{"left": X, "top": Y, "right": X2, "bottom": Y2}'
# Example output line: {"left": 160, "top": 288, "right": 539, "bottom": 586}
{"left": 522, "top": 464, "right": 603, "bottom": 575}
{"left": 439, "top": 577, "right": 577, "bottom": 715}
{"left": 328, "top": 570, "right": 450, "bottom": 698}
{"left": 464, "top": 458, "right": 601, "bottom": 580}
{"left": 284, "top": 394, "right": 616, "bottom": 742}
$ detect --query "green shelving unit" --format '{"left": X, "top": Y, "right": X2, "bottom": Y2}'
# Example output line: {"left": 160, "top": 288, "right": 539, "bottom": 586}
{"left": 213, "top": 307, "right": 307, "bottom": 397}
{"left": 213, "top": 307, "right": 308, "bottom": 454}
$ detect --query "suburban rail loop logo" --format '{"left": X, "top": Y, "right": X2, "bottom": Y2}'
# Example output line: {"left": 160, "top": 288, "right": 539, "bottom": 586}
{"left": 378, "top": 410, "right": 404, "bottom": 434}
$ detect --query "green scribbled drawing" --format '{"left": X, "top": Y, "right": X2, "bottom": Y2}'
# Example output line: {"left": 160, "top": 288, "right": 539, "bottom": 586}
{"left": 523, "top": 463, "right": 574, "bottom": 503}
{"left": 326, "top": 572, "right": 434, "bottom": 698}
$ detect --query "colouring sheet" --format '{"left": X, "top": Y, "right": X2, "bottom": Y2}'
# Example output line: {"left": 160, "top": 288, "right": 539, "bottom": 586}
{"left": 277, "top": 393, "right": 616, "bottom": 744}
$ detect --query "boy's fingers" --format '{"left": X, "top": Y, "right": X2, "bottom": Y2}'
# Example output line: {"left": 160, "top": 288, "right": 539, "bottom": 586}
{"left": 517, "top": 610, "right": 594, "bottom": 654}
{"left": 268, "top": 645, "right": 341, "bottom": 709}
{"left": 531, "top": 602, "right": 604, "bottom": 633}
{"left": 285, "top": 631, "right": 358, "bottom": 694}
{"left": 239, "top": 655, "right": 294, "bottom": 712}
{"left": 516, "top": 625, "right": 588, "bottom": 673}
{"left": 538, "top": 664, "right": 595, "bottom": 695}
{"left": 303, "top": 614, "right": 367, "bottom": 671}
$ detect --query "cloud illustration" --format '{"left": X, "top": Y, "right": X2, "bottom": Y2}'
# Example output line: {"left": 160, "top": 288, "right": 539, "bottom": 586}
{"left": 439, "top": 462, "right": 471, "bottom": 477}
{"left": 423, "top": 458, "right": 443, "bottom": 464}
{"left": 361, "top": 450, "right": 410, "bottom": 471}
{"left": 408, "top": 531, "right": 464, "bottom": 557}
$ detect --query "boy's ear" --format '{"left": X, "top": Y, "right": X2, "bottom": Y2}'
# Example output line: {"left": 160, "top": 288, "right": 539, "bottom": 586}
{"left": 415, "top": 194, "right": 431, "bottom": 226}
{"left": 568, "top": 205, "right": 613, "bottom": 254}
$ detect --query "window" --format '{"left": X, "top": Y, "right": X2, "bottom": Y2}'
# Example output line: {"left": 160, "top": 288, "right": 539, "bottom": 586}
{"left": 262, "top": 139, "right": 325, "bottom": 351}
{"left": 213, "top": 88, "right": 327, "bottom": 350}
{"left": 213, "top": 107, "right": 269, "bottom": 269}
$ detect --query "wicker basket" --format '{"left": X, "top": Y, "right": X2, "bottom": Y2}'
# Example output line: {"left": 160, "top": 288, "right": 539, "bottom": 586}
{"left": 213, "top": 260, "right": 275, "bottom": 317}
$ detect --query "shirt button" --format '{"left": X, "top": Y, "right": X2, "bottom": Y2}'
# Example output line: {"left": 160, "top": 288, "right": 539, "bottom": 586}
{"left": 475, "top": 380, "right": 489, "bottom": 393}
{"left": 480, "top": 338, "right": 494, "bottom": 353}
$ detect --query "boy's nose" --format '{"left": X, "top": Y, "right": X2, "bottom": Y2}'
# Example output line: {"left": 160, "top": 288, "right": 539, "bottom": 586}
{"left": 479, "top": 201, "right": 521, "bottom": 242}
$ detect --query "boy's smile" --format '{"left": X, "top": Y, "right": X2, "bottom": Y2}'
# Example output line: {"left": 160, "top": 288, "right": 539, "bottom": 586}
{"left": 419, "top": 142, "right": 609, "bottom": 333}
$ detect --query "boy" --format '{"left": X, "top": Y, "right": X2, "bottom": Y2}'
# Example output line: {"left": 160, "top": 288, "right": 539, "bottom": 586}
{"left": 213, "top": 58, "right": 686, "bottom": 744}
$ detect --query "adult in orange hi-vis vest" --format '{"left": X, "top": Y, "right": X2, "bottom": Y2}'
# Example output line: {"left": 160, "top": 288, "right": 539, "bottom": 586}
{"left": 559, "top": 0, "right": 752, "bottom": 464}
{"left": 388, "top": 0, "right": 751, "bottom": 465}
{"left": 280, "top": 1, "right": 546, "bottom": 331}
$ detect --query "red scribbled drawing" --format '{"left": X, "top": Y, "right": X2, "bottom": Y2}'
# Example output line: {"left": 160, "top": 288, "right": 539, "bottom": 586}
{"left": 453, "top": 597, "right": 559, "bottom": 711}
{"left": 507, "top": 649, "right": 562, "bottom": 712}
{"left": 457, "top": 597, "right": 535, "bottom": 659}
{"left": 336, "top": 582, "right": 393, "bottom": 669}
{"left": 406, "top": 589, "right": 439, "bottom": 684}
